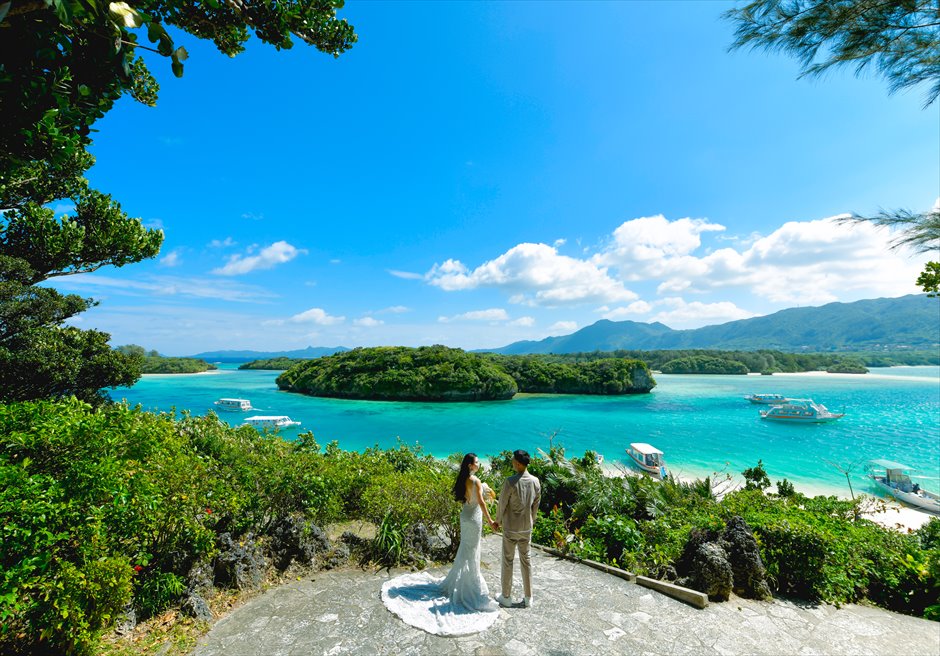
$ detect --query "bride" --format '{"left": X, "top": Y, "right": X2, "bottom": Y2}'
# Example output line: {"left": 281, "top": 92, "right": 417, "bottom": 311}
{"left": 381, "top": 453, "right": 501, "bottom": 635}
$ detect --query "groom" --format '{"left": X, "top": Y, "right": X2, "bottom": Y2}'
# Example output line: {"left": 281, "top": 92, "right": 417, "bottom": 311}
{"left": 494, "top": 449, "right": 541, "bottom": 608}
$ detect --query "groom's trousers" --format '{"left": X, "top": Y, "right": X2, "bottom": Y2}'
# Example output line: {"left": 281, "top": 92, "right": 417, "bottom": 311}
{"left": 501, "top": 534, "right": 532, "bottom": 599}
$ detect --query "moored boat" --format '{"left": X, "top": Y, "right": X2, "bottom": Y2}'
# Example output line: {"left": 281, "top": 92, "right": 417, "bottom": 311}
{"left": 243, "top": 415, "right": 301, "bottom": 430}
{"left": 745, "top": 393, "right": 790, "bottom": 404}
{"left": 214, "top": 398, "right": 253, "bottom": 411}
{"left": 867, "top": 460, "right": 940, "bottom": 515}
{"left": 759, "top": 399, "right": 843, "bottom": 423}
{"left": 625, "top": 442, "right": 669, "bottom": 479}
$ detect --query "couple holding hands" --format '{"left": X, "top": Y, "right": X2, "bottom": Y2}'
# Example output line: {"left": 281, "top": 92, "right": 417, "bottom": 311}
{"left": 381, "top": 450, "right": 541, "bottom": 636}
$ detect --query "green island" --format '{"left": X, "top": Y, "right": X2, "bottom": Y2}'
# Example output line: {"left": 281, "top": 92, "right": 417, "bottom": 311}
{"left": 239, "top": 357, "right": 298, "bottom": 370}
{"left": 274, "top": 346, "right": 655, "bottom": 401}
{"left": 244, "top": 348, "right": 940, "bottom": 381}
{"left": 540, "top": 349, "right": 887, "bottom": 375}
{"left": 116, "top": 345, "right": 217, "bottom": 375}
{"left": 2, "top": 399, "right": 937, "bottom": 655}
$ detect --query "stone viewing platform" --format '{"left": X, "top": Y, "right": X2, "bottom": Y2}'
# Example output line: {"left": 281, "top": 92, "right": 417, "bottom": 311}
{"left": 193, "top": 534, "right": 939, "bottom": 655}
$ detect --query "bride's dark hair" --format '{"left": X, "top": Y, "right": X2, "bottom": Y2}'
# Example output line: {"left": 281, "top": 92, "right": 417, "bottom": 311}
{"left": 452, "top": 453, "right": 477, "bottom": 502}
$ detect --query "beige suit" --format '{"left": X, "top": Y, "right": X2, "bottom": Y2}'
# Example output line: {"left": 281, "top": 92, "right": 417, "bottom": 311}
{"left": 497, "top": 470, "right": 541, "bottom": 599}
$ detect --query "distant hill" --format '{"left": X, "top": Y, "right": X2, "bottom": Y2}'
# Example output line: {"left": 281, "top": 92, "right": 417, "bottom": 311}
{"left": 187, "top": 346, "right": 349, "bottom": 362}
{"left": 489, "top": 295, "right": 939, "bottom": 354}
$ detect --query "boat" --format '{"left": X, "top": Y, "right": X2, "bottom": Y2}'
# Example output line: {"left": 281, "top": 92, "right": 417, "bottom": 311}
{"left": 243, "top": 415, "right": 301, "bottom": 430}
{"left": 745, "top": 393, "right": 790, "bottom": 404}
{"left": 625, "top": 442, "right": 669, "bottom": 479}
{"left": 214, "top": 398, "right": 253, "bottom": 411}
{"left": 759, "top": 399, "right": 844, "bottom": 423}
{"left": 867, "top": 460, "right": 940, "bottom": 515}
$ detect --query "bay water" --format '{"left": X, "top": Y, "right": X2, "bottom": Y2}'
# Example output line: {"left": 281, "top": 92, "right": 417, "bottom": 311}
{"left": 119, "top": 366, "right": 940, "bottom": 498}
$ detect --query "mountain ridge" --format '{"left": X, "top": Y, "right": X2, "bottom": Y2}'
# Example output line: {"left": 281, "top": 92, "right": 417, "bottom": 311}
{"left": 486, "top": 294, "right": 938, "bottom": 354}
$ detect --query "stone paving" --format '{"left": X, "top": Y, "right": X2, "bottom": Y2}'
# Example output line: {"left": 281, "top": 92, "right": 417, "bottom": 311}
{"left": 192, "top": 535, "right": 940, "bottom": 656}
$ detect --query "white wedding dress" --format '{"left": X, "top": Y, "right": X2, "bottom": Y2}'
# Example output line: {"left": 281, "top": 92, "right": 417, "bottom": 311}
{"left": 381, "top": 491, "right": 499, "bottom": 636}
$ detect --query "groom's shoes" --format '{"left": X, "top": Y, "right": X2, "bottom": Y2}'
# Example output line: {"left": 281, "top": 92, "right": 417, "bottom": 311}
{"left": 495, "top": 594, "right": 513, "bottom": 608}
{"left": 523, "top": 596, "right": 534, "bottom": 608}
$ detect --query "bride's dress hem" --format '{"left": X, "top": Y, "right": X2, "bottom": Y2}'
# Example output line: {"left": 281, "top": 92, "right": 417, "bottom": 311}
{"left": 380, "top": 497, "right": 499, "bottom": 636}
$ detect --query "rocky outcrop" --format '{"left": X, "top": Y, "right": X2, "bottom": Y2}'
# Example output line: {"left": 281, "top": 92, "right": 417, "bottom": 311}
{"left": 674, "top": 517, "right": 771, "bottom": 602}
{"left": 267, "top": 516, "right": 331, "bottom": 570}
{"left": 181, "top": 591, "right": 213, "bottom": 622}
{"left": 214, "top": 532, "right": 267, "bottom": 591}
{"left": 676, "top": 534, "right": 734, "bottom": 601}
{"left": 719, "top": 516, "right": 772, "bottom": 601}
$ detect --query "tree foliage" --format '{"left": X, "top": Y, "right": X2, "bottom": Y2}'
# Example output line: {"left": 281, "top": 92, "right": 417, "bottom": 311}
{"left": 917, "top": 261, "right": 940, "bottom": 297}
{"left": 0, "top": 0, "right": 357, "bottom": 403}
{"left": 489, "top": 354, "right": 656, "bottom": 394}
{"left": 660, "top": 355, "right": 750, "bottom": 375}
{"left": 277, "top": 345, "right": 520, "bottom": 401}
{"left": 725, "top": 0, "right": 940, "bottom": 107}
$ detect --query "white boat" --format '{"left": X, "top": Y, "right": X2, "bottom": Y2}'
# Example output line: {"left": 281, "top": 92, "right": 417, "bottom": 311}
{"left": 214, "top": 398, "right": 253, "bottom": 411}
{"left": 745, "top": 393, "right": 790, "bottom": 405}
{"left": 625, "top": 442, "right": 669, "bottom": 479}
{"left": 759, "top": 399, "right": 844, "bottom": 423}
{"left": 243, "top": 415, "right": 301, "bottom": 430}
{"left": 867, "top": 460, "right": 940, "bottom": 515}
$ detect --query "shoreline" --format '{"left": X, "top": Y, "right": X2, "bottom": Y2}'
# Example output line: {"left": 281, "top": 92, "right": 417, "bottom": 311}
{"left": 598, "top": 461, "right": 934, "bottom": 531}
{"left": 140, "top": 369, "right": 223, "bottom": 377}
{"left": 476, "top": 453, "right": 936, "bottom": 532}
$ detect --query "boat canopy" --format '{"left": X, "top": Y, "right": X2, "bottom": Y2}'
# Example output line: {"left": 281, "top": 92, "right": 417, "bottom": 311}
{"left": 869, "top": 459, "right": 914, "bottom": 471}
{"left": 629, "top": 442, "right": 663, "bottom": 455}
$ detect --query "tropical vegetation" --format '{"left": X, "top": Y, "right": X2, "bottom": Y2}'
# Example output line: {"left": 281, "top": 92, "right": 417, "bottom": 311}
{"left": 277, "top": 345, "right": 518, "bottom": 401}
{"left": 4, "top": 400, "right": 936, "bottom": 654}
{"left": 115, "top": 344, "right": 216, "bottom": 374}
{"left": 239, "top": 357, "right": 300, "bottom": 370}
{"left": 276, "top": 347, "right": 657, "bottom": 401}
{"left": 0, "top": 0, "right": 356, "bottom": 409}
{"left": 660, "top": 355, "right": 750, "bottom": 375}
{"left": 485, "top": 355, "right": 654, "bottom": 394}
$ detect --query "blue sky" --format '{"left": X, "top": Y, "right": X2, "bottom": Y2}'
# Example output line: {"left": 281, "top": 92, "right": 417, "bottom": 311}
{"left": 50, "top": 1, "right": 939, "bottom": 355}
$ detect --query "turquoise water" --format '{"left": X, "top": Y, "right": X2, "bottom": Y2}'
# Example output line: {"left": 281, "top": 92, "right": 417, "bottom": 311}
{"left": 119, "top": 366, "right": 940, "bottom": 498}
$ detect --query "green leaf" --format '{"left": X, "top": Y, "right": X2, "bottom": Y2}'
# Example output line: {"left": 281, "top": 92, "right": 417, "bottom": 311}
{"left": 147, "top": 21, "right": 164, "bottom": 44}
{"left": 0, "top": 2, "right": 11, "bottom": 23}
{"left": 171, "top": 60, "right": 184, "bottom": 78}
{"left": 77, "top": 85, "right": 91, "bottom": 97}
{"left": 173, "top": 46, "right": 189, "bottom": 62}
{"left": 157, "top": 35, "right": 174, "bottom": 56}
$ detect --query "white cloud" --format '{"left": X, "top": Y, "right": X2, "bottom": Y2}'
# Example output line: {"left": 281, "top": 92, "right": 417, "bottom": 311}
{"left": 389, "top": 269, "right": 424, "bottom": 280}
{"left": 426, "top": 243, "right": 637, "bottom": 306}
{"left": 241, "top": 212, "right": 264, "bottom": 221}
{"left": 379, "top": 305, "right": 410, "bottom": 314}
{"left": 47, "top": 274, "right": 274, "bottom": 303}
{"left": 354, "top": 317, "right": 384, "bottom": 327}
{"left": 289, "top": 307, "right": 345, "bottom": 325}
{"left": 592, "top": 214, "right": 928, "bottom": 305}
{"left": 596, "top": 214, "right": 725, "bottom": 279}
{"left": 212, "top": 241, "right": 306, "bottom": 276}
{"left": 508, "top": 316, "right": 535, "bottom": 327}
{"left": 439, "top": 308, "right": 510, "bottom": 323}
{"left": 159, "top": 250, "right": 182, "bottom": 267}
{"left": 601, "top": 301, "right": 653, "bottom": 320}
{"left": 330, "top": 259, "right": 342, "bottom": 265}
{"left": 548, "top": 321, "right": 577, "bottom": 333}
{"left": 650, "top": 297, "right": 754, "bottom": 328}
{"left": 553, "top": 238, "right": 567, "bottom": 247}
{"left": 208, "top": 237, "right": 236, "bottom": 249}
